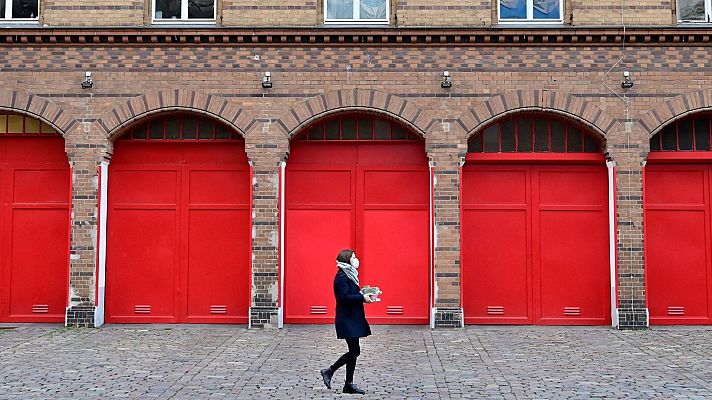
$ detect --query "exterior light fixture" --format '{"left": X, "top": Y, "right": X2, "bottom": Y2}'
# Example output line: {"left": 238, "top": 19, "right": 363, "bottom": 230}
{"left": 262, "top": 71, "right": 273, "bottom": 89}
{"left": 621, "top": 70, "right": 633, "bottom": 89}
{"left": 81, "top": 71, "right": 93, "bottom": 89}
{"left": 441, "top": 71, "right": 452, "bottom": 88}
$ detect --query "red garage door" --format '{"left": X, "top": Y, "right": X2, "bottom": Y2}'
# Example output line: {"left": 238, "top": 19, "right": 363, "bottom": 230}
{"left": 462, "top": 115, "right": 611, "bottom": 325}
{"left": 285, "top": 115, "right": 430, "bottom": 324}
{"left": 0, "top": 115, "right": 69, "bottom": 322}
{"left": 647, "top": 114, "right": 712, "bottom": 324}
{"left": 105, "top": 115, "right": 250, "bottom": 323}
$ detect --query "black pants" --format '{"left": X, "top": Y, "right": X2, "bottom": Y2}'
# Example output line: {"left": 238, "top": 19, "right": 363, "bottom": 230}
{"left": 330, "top": 337, "right": 360, "bottom": 383}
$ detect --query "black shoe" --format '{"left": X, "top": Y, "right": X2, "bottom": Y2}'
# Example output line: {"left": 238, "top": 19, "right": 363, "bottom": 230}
{"left": 343, "top": 382, "right": 365, "bottom": 394}
{"left": 320, "top": 368, "right": 333, "bottom": 389}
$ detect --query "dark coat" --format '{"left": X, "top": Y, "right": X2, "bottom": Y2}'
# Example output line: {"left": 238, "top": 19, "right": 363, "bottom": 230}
{"left": 334, "top": 270, "right": 371, "bottom": 339}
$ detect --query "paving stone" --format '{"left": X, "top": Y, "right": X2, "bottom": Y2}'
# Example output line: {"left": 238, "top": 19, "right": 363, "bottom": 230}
{"left": 0, "top": 324, "right": 711, "bottom": 399}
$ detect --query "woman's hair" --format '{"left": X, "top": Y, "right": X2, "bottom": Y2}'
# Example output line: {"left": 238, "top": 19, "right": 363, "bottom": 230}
{"left": 336, "top": 249, "right": 355, "bottom": 264}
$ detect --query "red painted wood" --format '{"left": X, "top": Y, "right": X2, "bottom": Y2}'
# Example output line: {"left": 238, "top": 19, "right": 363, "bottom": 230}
{"left": 645, "top": 164, "right": 712, "bottom": 324}
{"left": 105, "top": 141, "right": 250, "bottom": 324}
{"left": 0, "top": 136, "right": 70, "bottom": 323}
{"left": 285, "top": 141, "right": 429, "bottom": 324}
{"left": 462, "top": 163, "right": 610, "bottom": 325}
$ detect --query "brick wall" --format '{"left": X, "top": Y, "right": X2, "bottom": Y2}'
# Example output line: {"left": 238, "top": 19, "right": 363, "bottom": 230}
{"left": 572, "top": 1, "right": 674, "bottom": 26}
{"left": 1, "top": 28, "right": 710, "bottom": 328}
{"left": 42, "top": 0, "right": 145, "bottom": 26}
{"left": 396, "top": 0, "right": 491, "bottom": 26}
{"left": 30, "top": 0, "right": 688, "bottom": 27}
{"left": 221, "top": 0, "right": 318, "bottom": 26}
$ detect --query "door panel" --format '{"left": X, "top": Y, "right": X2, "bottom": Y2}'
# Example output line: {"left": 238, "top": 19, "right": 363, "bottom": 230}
{"left": 362, "top": 209, "right": 429, "bottom": 323}
{"left": 106, "top": 141, "right": 250, "bottom": 324}
{"left": 285, "top": 141, "right": 430, "bottom": 324}
{"left": 462, "top": 164, "right": 610, "bottom": 325}
{"left": 535, "top": 167, "right": 610, "bottom": 325}
{"left": 0, "top": 137, "right": 70, "bottom": 323}
{"left": 646, "top": 165, "right": 712, "bottom": 324}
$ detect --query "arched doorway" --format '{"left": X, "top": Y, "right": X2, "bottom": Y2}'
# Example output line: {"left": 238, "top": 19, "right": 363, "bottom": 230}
{"left": 105, "top": 114, "right": 250, "bottom": 323}
{"left": 284, "top": 114, "right": 430, "bottom": 324}
{"left": 0, "top": 114, "right": 69, "bottom": 322}
{"left": 462, "top": 113, "right": 611, "bottom": 325}
{"left": 646, "top": 113, "right": 712, "bottom": 324}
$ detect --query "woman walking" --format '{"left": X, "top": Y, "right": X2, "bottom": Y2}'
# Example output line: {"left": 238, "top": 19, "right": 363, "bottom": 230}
{"left": 320, "top": 249, "right": 375, "bottom": 394}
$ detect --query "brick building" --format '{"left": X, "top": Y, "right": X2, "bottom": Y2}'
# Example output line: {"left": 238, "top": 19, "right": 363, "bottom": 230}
{"left": 0, "top": 0, "right": 710, "bottom": 330}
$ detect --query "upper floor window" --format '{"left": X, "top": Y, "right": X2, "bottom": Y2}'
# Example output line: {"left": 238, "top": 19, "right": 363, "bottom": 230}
{"left": 499, "top": 0, "right": 562, "bottom": 23}
{"left": 677, "top": 0, "right": 710, "bottom": 22}
{"left": 325, "top": 0, "right": 388, "bottom": 24}
{"left": 153, "top": 0, "right": 215, "bottom": 23}
{"left": 1, "top": 0, "right": 39, "bottom": 21}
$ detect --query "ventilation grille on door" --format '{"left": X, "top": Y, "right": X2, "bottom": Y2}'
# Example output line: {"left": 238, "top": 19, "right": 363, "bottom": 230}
{"left": 564, "top": 307, "right": 581, "bottom": 316}
{"left": 386, "top": 306, "right": 403, "bottom": 315}
{"left": 210, "top": 305, "right": 227, "bottom": 315}
{"left": 487, "top": 306, "right": 504, "bottom": 315}
{"left": 134, "top": 305, "right": 151, "bottom": 314}
{"left": 310, "top": 305, "right": 327, "bottom": 315}
{"left": 667, "top": 306, "right": 685, "bottom": 316}
{"left": 32, "top": 304, "right": 49, "bottom": 314}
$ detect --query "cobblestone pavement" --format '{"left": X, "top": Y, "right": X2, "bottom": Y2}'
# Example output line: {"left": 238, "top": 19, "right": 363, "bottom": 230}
{"left": 1, "top": 324, "right": 712, "bottom": 399}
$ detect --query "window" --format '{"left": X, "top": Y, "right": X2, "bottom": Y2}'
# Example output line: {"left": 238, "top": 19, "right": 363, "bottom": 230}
{"left": 0, "top": 114, "right": 57, "bottom": 135}
{"left": 468, "top": 114, "right": 600, "bottom": 154}
{"left": 650, "top": 114, "right": 712, "bottom": 152}
{"left": 325, "top": 0, "right": 388, "bottom": 24}
{"left": 153, "top": 0, "right": 215, "bottom": 23}
{"left": 1, "top": 0, "right": 39, "bottom": 21}
{"left": 499, "top": 0, "right": 562, "bottom": 23}
{"left": 677, "top": 0, "right": 710, "bottom": 22}
{"left": 296, "top": 115, "right": 419, "bottom": 141}
{"left": 121, "top": 115, "right": 241, "bottom": 141}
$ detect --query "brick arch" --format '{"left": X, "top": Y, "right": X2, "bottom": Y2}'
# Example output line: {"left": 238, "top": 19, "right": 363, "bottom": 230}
{"left": 0, "top": 89, "right": 78, "bottom": 137}
{"left": 640, "top": 89, "right": 712, "bottom": 138}
{"left": 461, "top": 90, "right": 617, "bottom": 142}
{"left": 96, "top": 89, "right": 248, "bottom": 142}
{"left": 278, "top": 89, "right": 430, "bottom": 139}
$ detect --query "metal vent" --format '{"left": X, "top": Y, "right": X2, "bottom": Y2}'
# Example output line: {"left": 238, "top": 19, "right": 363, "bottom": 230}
{"left": 667, "top": 306, "right": 685, "bottom": 316}
{"left": 32, "top": 304, "right": 49, "bottom": 314}
{"left": 487, "top": 306, "right": 505, "bottom": 315}
{"left": 310, "top": 305, "right": 327, "bottom": 315}
{"left": 134, "top": 305, "right": 151, "bottom": 314}
{"left": 386, "top": 306, "right": 403, "bottom": 315}
{"left": 564, "top": 307, "right": 581, "bottom": 316}
{"left": 210, "top": 305, "right": 227, "bottom": 314}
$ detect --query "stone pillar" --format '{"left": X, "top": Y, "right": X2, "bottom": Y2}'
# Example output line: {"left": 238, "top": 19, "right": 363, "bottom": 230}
{"left": 245, "top": 122, "right": 289, "bottom": 328}
{"left": 609, "top": 123, "right": 648, "bottom": 329}
{"left": 64, "top": 123, "right": 108, "bottom": 327}
{"left": 427, "top": 121, "right": 466, "bottom": 328}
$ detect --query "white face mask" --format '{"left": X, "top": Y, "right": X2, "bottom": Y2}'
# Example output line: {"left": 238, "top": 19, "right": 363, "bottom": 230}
{"left": 350, "top": 256, "right": 360, "bottom": 269}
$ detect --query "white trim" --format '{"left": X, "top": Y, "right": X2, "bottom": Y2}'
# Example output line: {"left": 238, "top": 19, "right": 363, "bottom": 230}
{"left": 429, "top": 161, "right": 435, "bottom": 329}
{"left": 278, "top": 161, "right": 286, "bottom": 329}
{"left": 151, "top": 0, "right": 216, "bottom": 24}
{"left": 2, "top": 0, "right": 39, "bottom": 20}
{"left": 324, "top": 0, "right": 390, "bottom": 24}
{"left": 497, "top": 0, "right": 564, "bottom": 23}
{"left": 607, "top": 161, "right": 617, "bottom": 328}
{"left": 94, "top": 161, "right": 109, "bottom": 328}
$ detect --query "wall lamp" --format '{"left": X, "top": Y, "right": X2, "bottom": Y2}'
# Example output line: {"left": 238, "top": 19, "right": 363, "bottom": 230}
{"left": 262, "top": 71, "right": 273, "bottom": 89}
{"left": 441, "top": 71, "right": 452, "bottom": 88}
{"left": 81, "top": 71, "right": 93, "bottom": 89}
{"left": 621, "top": 70, "right": 633, "bottom": 89}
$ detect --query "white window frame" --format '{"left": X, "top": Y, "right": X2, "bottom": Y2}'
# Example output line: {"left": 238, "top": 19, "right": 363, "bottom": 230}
{"left": 324, "top": 0, "right": 390, "bottom": 25}
{"left": 677, "top": 0, "right": 712, "bottom": 23}
{"left": 1, "top": 0, "right": 40, "bottom": 22}
{"left": 497, "top": 0, "right": 563, "bottom": 24}
{"left": 152, "top": 0, "right": 216, "bottom": 24}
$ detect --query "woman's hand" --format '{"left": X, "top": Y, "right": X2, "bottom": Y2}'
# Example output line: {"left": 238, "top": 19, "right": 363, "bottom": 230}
{"left": 363, "top": 294, "right": 375, "bottom": 303}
